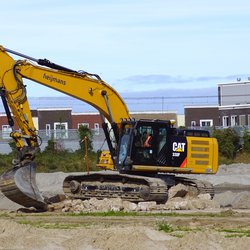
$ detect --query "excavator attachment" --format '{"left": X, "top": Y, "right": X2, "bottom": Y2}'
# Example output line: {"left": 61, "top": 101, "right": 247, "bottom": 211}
{"left": 0, "top": 162, "right": 47, "bottom": 210}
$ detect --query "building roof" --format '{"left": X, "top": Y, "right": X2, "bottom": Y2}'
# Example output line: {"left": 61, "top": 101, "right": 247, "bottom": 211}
{"left": 37, "top": 107, "right": 72, "bottom": 111}
{"left": 184, "top": 105, "right": 218, "bottom": 109}
{"left": 218, "top": 80, "right": 250, "bottom": 86}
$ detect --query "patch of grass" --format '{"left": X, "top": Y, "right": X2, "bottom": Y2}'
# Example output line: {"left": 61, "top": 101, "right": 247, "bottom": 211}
{"left": 63, "top": 210, "right": 235, "bottom": 218}
{"left": 158, "top": 222, "right": 174, "bottom": 233}
{"left": 219, "top": 228, "right": 250, "bottom": 238}
{"left": 17, "top": 219, "right": 91, "bottom": 229}
{"left": 171, "top": 233, "right": 184, "bottom": 238}
{"left": 157, "top": 222, "right": 204, "bottom": 238}
{"left": 0, "top": 213, "right": 11, "bottom": 218}
{"left": 68, "top": 210, "right": 139, "bottom": 217}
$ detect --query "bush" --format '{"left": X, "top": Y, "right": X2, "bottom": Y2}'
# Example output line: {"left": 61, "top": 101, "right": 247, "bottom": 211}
{"left": 43, "top": 139, "right": 56, "bottom": 153}
{"left": 242, "top": 128, "right": 250, "bottom": 153}
{"left": 212, "top": 128, "right": 240, "bottom": 159}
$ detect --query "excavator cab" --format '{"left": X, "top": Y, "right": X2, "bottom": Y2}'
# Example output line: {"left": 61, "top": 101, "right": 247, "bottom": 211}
{"left": 116, "top": 119, "right": 176, "bottom": 171}
{"left": 116, "top": 119, "right": 218, "bottom": 175}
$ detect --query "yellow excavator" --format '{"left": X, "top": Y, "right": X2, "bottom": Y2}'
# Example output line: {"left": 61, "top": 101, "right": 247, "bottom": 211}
{"left": 0, "top": 46, "right": 218, "bottom": 210}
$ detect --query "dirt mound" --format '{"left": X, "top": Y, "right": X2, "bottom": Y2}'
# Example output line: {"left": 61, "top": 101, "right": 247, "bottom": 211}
{"left": 1, "top": 216, "right": 250, "bottom": 250}
{"left": 214, "top": 191, "right": 250, "bottom": 209}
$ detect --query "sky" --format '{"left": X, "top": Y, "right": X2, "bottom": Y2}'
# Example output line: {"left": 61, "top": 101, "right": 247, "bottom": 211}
{"left": 1, "top": 0, "right": 250, "bottom": 112}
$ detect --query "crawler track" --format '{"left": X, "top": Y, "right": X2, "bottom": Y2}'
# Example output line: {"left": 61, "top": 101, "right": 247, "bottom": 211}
{"left": 63, "top": 171, "right": 169, "bottom": 203}
{"left": 63, "top": 171, "right": 215, "bottom": 204}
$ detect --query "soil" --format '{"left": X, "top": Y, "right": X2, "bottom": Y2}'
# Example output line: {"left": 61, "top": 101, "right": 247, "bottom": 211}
{"left": 0, "top": 163, "right": 250, "bottom": 250}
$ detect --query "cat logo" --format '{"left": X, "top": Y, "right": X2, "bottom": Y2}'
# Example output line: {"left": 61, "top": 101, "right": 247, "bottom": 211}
{"left": 172, "top": 142, "right": 186, "bottom": 152}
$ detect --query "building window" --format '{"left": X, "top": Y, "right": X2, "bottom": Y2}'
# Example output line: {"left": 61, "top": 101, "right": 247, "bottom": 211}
{"left": 222, "top": 116, "right": 229, "bottom": 127}
{"left": 54, "top": 122, "right": 68, "bottom": 139}
{"left": 231, "top": 115, "right": 238, "bottom": 126}
{"left": 239, "top": 115, "right": 246, "bottom": 126}
{"left": 2, "top": 125, "right": 11, "bottom": 139}
{"left": 94, "top": 123, "right": 99, "bottom": 135}
{"left": 78, "top": 123, "right": 89, "bottom": 129}
{"left": 200, "top": 119, "right": 213, "bottom": 127}
{"left": 191, "top": 121, "right": 196, "bottom": 127}
{"left": 46, "top": 124, "right": 51, "bottom": 137}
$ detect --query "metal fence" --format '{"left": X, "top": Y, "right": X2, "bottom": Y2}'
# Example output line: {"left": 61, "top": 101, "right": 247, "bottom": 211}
{"left": 0, "top": 129, "right": 109, "bottom": 154}
{"left": 1, "top": 126, "right": 250, "bottom": 154}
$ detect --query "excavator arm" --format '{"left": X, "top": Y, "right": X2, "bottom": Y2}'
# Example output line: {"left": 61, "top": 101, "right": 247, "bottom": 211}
{"left": 0, "top": 46, "right": 130, "bottom": 156}
{"left": 0, "top": 46, "right": 130, "bottom": 209}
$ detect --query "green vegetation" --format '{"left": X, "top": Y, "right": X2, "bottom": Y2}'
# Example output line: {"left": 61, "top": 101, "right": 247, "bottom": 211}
{"left": 78, "top": 124, "right": 93, "bottom": 152}
{"left": 0, "top": 126, "right": 100, "bottom": 174}
{"left": 220, "top": 229, "right": 250, "bottom": 238}
{"left": 211, "top": 127, "right": 250, "bottom": 165}
{"left": 0, "top": 146, "right": 100, "bottom": 174}
{"left": 18, "top": 219, "right": 90, "bottom": 229}
{"left": 60, "top": 210, "right": 239, "bottom": 218}
{"left": 212, "top": 128, "right": 240, "bottom": 160}
{"left": 2, "top": 125, "right": 250, "bottom": 173}
{"left": 157, "top": 221, "right": 203, "bottom": 238}
{"left": 158, "top": 222, "right": 174, "bottom": 233}
{"left": 157, "top": 221, "right": 250, "bottom": 238}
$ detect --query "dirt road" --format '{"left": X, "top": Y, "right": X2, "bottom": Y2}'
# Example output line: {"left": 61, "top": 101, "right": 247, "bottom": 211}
{"left": 0, "top": 210, "right": 250, "bottom": 250}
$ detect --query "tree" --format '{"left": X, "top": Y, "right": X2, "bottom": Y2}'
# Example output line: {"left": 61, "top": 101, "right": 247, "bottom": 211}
{"left": 78, "top": 125, "right": 93, "bottom": 152}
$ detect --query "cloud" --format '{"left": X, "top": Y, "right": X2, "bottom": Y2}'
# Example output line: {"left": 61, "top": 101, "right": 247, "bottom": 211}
{"left": 120, "top": 75, "right": 193, "bottom": 84}
{"left": 113, "top": 74, "right": 250, "bottom": 93}
{"left": 121, "top": 74, "right": 249, "bottom": 84}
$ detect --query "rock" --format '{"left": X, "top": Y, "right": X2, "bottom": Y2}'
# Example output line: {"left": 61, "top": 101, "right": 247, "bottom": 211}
{"left": 46, "top": 194, "right": 66, "bottom": 203}
{"left": 122, "top": 201, "right": 137, "bottom": 212}
{"left": 137, "top": 201, "right": 157, "bottom": 211}
{"left": 62, "top": 206, "right": 70, "bottom": 212}
{"left": 168, "top": 184, "right": 189, "bottom": 199}
{"left": 197, "top": 193, "right": 212, "bottom": 200}
{"left": 165, "top": 197, "right": 189, "bottom": 210}
{"left": 213, "top": 191, "right": 236, "bottom": 208}
{"left": 165, "top": 195, "right": 220, "bottom": 210}
{"left": 232, "top": 192, "right": 250, "bottom": 209}
{"left": 189, "top": 198, "right": 220, "bottom": 210}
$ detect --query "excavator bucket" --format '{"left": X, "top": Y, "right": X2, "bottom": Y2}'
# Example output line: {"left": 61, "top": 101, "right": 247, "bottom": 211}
{"left": 0, "top": 162, "right": 47, "bottom": 210}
